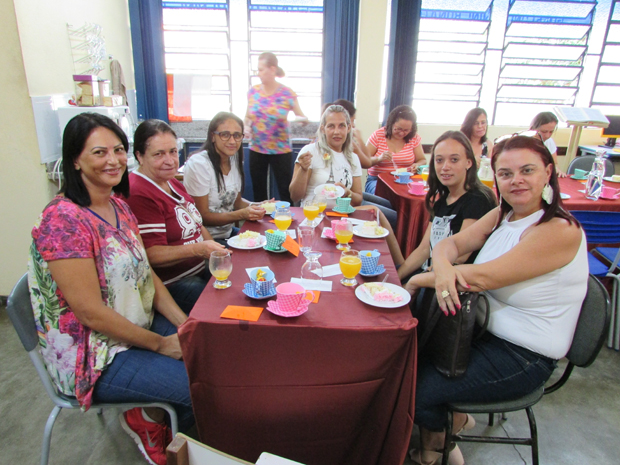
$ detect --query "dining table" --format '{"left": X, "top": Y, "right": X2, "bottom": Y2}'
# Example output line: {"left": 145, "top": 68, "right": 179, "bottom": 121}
{"left": 376, "top": 172, "right": 620, "bottom": 257}
{"left": 178, "top": 208, "right": 417, "bottom": 465}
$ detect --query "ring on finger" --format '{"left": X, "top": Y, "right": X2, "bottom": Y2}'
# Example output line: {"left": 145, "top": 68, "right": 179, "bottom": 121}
{"left": 441, "top": 290, "right": 450, "bottom": 299}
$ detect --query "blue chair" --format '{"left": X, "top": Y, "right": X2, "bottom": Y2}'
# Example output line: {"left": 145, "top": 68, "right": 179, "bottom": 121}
{"left": 567, "top": 155, "right": 614, "bottom": 178}
{"left": 570, "top": 210, "right": 620, "bottom": 349}
{"left": 6, "top": 274, "right": 179, "bottom": 465}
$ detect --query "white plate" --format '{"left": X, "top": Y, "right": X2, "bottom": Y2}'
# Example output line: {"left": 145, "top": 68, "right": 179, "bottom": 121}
{"left": 314, "top": 184, "right": 345, "bottom": 199}
{"left": 560, "top": 193, "right": 571, "bottom": 199}
{"left": 352, "top": 225, "right": 389, "bottom": 239}
{"left": 604, "top": 177, "right": 620, "bottom": 183}
{"left": 390, "top": 170, "right": 412, "bottom": 176}
{"left": 355, "top": 283, "right": 411, "bottom": 308}
{"left": 227, "top": 235, "right": 266, "bottom": 250}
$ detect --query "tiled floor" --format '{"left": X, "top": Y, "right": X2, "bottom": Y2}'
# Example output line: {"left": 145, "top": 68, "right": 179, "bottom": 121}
{"left": 1, "top": 305, "right": 619, "bottom": 465}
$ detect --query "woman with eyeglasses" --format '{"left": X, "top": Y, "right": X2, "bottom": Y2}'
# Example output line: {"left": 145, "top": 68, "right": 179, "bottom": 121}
{"left": 126, "top": 119, "right": 226, "bottom": 315}
{"left": 364, "top": 105, "right": 425, "bottom": 194}
{"left": 405, "top": 135, "right": 587, "bottom": 465}
{"left": 184, "top": 112, "right": 267, "bottom": 243}
{"left": 29, "top": 113, "right": 193, "bottom": 465}
{"left": 460, "top": 107, "right": 493, "bottom": 167}
{"left": 244, "top": 52, "right": 308, "bottom": 203}
{"left": 530, "top": 111, "right": 566, "bottom": 177}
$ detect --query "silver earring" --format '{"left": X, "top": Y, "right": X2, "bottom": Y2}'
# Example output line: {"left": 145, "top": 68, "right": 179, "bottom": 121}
{"left": 542, "top": 183, "right": 553, "bottom": 204}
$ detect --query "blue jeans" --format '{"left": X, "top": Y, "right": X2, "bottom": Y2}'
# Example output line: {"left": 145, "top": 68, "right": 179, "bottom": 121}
{"left": 93, "top": 313, "right": 194, "bottom": 432}
{"left": 415, "top": 332, "right": 557, "bottom": 431}
{"left": 365, "top": 175, "right": 378, "bottom": 194}
{"left": 167, "top": 269, "right": 210, "bottom": 315}
{"left": 362, "top": 193, "right": 397, "bottom": 230}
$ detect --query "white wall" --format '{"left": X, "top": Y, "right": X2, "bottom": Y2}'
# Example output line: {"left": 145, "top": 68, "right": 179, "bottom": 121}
{"left": 0, "top": 0, "right": 135, "bottom": 295}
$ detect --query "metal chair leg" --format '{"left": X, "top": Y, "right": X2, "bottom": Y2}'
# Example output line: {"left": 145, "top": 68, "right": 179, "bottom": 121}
{"left": 488, "top": 412, "right": 494, "bottom": 426}
{"left": 525, "top": 406, "right": 539, "bottom": 465}
{"left": 441, "top": 410, "right": 453, "bottom": 465}
{"left": 612, "top": 279, "right": 619, "bottom": 351}
{"left": 41, "top": 405, "right": 62, "bottom": 465}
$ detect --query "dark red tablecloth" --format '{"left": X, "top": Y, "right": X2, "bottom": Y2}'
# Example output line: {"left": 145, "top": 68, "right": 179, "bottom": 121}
{"left": 179, "top": 209, "right": 417, "bottom": 465}
{"left": 376, "top": 173, "right": 429, "bottom": 257}
{"left": 376, "top": 174, "right": 620, "bottom": 257}
{"left": 560, "top": 177, "right": 620, "bottom": 212}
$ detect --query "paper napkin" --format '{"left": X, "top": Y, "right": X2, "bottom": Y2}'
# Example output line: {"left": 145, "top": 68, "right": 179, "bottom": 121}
{"left": 220, "top": 305, "right": 263, "bottom": 321}
{"left": 290, "top": 278, "right": 332, "bottom": 293}
{"left": 282, "top": 235, "right": 300, "bottom": 256}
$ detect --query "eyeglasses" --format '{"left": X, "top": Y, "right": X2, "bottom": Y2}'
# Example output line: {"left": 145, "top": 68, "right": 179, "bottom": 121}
{"left": 214, "top": 131, "right": 243, "bottom": 141}
{"left": 115, "top": 229, "right": 144, "bottom": 264}
{"left": 494, "top": 130, "right": 542, "bottom": 145}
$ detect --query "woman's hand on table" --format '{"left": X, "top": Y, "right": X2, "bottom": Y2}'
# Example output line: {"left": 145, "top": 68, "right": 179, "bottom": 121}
{"left": 242, "top": 204, "right": 267, "bottom": 221}
{"left": 297, "top": 152, "right": 312, "bottom": 171}
{"left": 193, "top": 240, "right": 228, "bottom": 259}
{"left": 157, "top": 334, "right": 183, "bottom": 360}
{"left": 410, "top": 162, "right": 420, "bottom": 173}
{"left": 557, "top": 169, "right": 567, "bottom": 178}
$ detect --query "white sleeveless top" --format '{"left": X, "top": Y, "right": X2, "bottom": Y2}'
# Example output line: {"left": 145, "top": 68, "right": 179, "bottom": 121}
{"left": 474, "top": 209, "right": 588, "bottom": 359}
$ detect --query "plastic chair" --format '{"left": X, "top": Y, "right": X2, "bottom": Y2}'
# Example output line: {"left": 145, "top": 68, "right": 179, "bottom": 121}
{"left": 6, "top": 274, "right": 179, "bottom": 465}
{"left": 570, "top": 210, "right": 620, "bottom": 349}
{"left": 567, "top": 155, "right": 614, "bottom": 177}
{"left": 441, "top": 274, "right": 611, "bottom": 465}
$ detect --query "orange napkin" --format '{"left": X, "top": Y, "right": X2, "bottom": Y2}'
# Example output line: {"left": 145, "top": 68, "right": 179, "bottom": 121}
{"left": 282, "top": 235, "right": 300, "bottom": 256}
{"left": 304, "top": 291, "right": 320, "bottom": 303}
{"left": 220, "top": 305, "right": 263, "bottom": 322}
{"left": 326, "top": 211, "right": 348, "bottom": 217}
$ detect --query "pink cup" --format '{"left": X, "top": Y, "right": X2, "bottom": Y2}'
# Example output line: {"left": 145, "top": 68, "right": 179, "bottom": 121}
{"left": 407, "top": 182, "right": 425, "bottom": 195}
{"left": 275, "top": 283, "right": 315, "bottom": 316}
{"left": 331, "top": 219, "right": 349, "bottom": 232}
{"left": 601, "top": 186, "right": 620, "bottom": 199}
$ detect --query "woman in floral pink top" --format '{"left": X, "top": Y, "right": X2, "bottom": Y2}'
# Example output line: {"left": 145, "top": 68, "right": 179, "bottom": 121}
{"left": 245, "top": 52, "right": 307, "bottom": 203}
{"left": 28, "top": 113, "right": 192, "bottom": 465}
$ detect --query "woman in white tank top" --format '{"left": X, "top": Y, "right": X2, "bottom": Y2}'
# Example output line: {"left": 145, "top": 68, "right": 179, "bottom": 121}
{"left": 405, "top": 135, "right": 587, "bottom": 465}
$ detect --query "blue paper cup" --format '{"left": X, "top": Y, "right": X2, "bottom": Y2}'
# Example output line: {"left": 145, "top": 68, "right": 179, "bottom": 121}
{"left": 360, "top": 249, "right": 380, "bottom": 274}
{"left": 275, "top": 201, "right": 290, "bottom": 209}
{"left": 250, "top": 269, "right": 276, "bottom": 296}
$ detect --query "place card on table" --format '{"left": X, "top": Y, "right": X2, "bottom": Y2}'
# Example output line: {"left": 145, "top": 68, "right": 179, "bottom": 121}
{"left": 290, "top": 278, "right": 332, "bottom": 293}
{"left": 285, "top": 229, "right": 297, "bottom": 239}
{"left": 220, "top": 305, "right": 263, "bottom": 322}
{"left": 326, "top": 211, "right": 348, "bottom": 217}
{"left": 318, "top": 264, "right": 342, "bottom": 278}
{"left": 282, "top": 235, "right": 300, "bottom": 256}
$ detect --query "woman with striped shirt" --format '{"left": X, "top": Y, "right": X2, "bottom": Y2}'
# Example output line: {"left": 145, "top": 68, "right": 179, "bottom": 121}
{"left": 364, "top": 105, "right": 425, "bottom": 194}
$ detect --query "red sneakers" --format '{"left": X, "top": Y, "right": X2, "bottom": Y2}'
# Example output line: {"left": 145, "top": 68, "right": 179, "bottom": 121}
{"left": 120, "top": 408, "right": 172, "bottom": 465}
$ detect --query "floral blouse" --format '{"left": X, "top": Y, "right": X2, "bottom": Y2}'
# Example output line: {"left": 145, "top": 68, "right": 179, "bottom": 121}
{"left": 247, "top": 83, "right": 296, "bottom": 154}
{"left": 28, "top": 196, "right": 155, "bottom": 409}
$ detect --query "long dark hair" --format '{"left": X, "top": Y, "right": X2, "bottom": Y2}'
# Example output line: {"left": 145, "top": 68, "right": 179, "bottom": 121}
{"left": 133, "top": 119, "right": 177, "bottom": 161}
{"left": 425, "top": 131, "right": 495, "bottom": 215}
{"left": 196, "top": 112, "right": 245, "bottom": 193}
{"left": 491, "top": 135, "right": 578, "bottom": 227}
{"left": 61, "top": 112, "right": 129, "bottom": 206}
{"left": 460, "top": 107, "right": 488, "bottom": 144}
{"left": 385, "top": 105, "right": 417, "bottom": 143}
{"left": 530, "top": 111, "right": 558, "bottom": 130}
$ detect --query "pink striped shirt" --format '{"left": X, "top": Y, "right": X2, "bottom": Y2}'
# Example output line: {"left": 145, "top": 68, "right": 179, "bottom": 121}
{"left": 367, "top": 127, "right": 422, "bottom": 176}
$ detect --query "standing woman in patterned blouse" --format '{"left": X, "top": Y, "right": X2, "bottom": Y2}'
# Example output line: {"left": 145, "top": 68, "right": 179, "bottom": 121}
{"left": 244, "top": 52, "right": 307, "bottom": 203}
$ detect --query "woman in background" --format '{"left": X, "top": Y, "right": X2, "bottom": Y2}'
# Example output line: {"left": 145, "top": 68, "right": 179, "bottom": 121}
{"left": 460, "top": 107, "right": 493, "bottom": 167}
{"left": 530, "top": 111, "right": 566, "bottom": 177}
{"left": 184, "top": 112, "right": 266, "bottom": 243}
{"left": 364, "top": 105, "right": 425, "bottom": 194}
{"left": 29, "top": 113, "right": 192, "bottom": 465}
{"left": 245, "top": 52, "right": 307, "bottom": 203}
{"left": 126, "top": 119, "right": 225, "bottom": 315}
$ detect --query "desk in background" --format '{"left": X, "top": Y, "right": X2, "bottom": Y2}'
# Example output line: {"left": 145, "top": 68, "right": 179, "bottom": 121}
{"left": 179, "top": 209, "right": 417, "bottom": 465}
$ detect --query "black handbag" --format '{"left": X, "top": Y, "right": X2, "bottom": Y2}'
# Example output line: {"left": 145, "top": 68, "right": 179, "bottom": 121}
{"left": 418, "top": 291, "right": 490, "bottom": 378}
